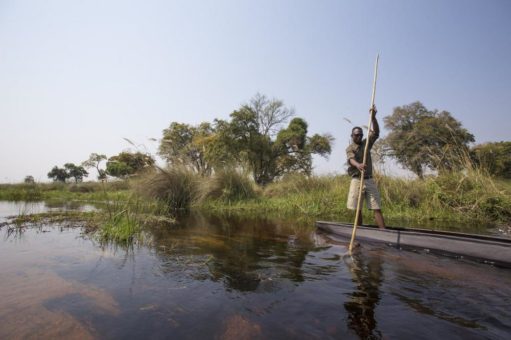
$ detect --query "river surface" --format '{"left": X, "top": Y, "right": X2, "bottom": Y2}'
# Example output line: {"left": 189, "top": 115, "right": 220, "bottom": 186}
{"left": 1, "top": 201, "right": 510, "bottom": 339}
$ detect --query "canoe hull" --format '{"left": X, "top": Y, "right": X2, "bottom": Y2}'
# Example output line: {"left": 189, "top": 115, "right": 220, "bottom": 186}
{"left": 316, "top": 221, "right": 511, "bottom": 268}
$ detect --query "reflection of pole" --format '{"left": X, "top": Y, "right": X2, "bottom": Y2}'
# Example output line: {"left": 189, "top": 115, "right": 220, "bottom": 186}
{"left": 344, "top": 252, "right": 383, "bottom": 339}
{"left": 349, "top": 54, "right": 379, "bottom": 254}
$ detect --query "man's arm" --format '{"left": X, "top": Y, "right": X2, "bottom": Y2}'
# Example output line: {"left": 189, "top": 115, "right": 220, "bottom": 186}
{"left": 369, "top": 106, "right": 379, "bottom": 144}
{"left": 347, "top": 146, "right": 365, "bottom": 172}
{"left": 349, "top": 158, "right": 366, "bottom": 172}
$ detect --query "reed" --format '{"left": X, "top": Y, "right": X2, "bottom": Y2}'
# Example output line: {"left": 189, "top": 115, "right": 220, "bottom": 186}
{"left": 97, "top": 194, "right": 175, "bottom": 245}
{"left": 204, "top": 170, "right": 257, "bottom": 202}
{"left": 201, "top": 171, "right": 511, "bottom": 227}
{"left": 135, "top": 167, "right": 204, "bottom": 210}
{"left": 2, "top": 156, "right": 509, "bottom": 231}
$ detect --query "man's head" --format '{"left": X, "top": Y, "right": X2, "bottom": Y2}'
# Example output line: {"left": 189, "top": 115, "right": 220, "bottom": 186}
{"left": 351, "top": 127, "right": 363, "bottom": 144}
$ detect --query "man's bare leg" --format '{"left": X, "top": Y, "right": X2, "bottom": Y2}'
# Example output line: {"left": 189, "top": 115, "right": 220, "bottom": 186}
{"left": 373, "top": 209, "right": 385, "bottom": 229}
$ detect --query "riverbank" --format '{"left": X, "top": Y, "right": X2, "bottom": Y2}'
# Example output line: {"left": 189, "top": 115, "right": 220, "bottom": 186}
{"left": 0, "top": 181, "right": 131, "bottom": 202}
{"left": 0, "top": 183, "right": 173, "bottom": 244}
{"left": 1, "top": 170, "right": 510, "bottom": 234}
{"left": 200, "top": 173, "right": 511, "bottom": 230}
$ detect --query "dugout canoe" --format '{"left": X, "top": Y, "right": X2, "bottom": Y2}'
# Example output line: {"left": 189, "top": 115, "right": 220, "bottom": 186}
{"left": 316, "top": 221, "right": 511, "bottom": 268}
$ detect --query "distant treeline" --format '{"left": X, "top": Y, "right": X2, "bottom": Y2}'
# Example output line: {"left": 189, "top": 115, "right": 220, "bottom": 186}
{"left": 21, "top": 95, "right": 510, "bottom": 185}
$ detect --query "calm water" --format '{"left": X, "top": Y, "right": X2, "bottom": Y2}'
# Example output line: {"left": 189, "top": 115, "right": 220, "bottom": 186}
{"left": 1, "top": 202, "right": 510, "bottom": 339}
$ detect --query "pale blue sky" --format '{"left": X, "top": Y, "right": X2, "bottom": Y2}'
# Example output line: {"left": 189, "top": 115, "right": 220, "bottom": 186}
{"left": 1, "top": 0, "right": 510, "bottom": 182}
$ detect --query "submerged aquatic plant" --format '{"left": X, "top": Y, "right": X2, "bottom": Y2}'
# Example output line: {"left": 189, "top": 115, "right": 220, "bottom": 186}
{"left": 97, "top": 192, "right": 175, "bottom": 245}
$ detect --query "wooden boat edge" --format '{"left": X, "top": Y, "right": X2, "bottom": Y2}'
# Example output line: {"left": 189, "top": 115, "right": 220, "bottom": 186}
{"left": 315, "top": 221, "right": 511, "bottom": 268}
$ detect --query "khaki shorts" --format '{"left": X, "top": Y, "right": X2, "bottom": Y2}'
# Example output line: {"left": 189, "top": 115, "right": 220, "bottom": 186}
{"left": 347, "top": 178, "right": 382, "bottom": 210}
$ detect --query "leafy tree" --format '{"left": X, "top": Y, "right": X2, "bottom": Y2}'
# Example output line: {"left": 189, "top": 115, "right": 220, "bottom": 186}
{"left": 158, "top": 94, "right": 333, "bottom": 185}
{"left": 214, "top": 95, "right": 333, "bottom": 185}
{"left": 274, "top": 118, "right": 332, "bottom": 176}
{"left": 472, "top": 141, "right": 511, "bottom": 178}
{"left": 47, "top": 166, "right": 70, "bottom": 182}
{"left": 24, "top": 175, "right": 35, "bottom": 184}
{"left": 383, "top": 102, "right": 475, "bottom": 178}
{"left": 106, "top": 151, "right": 155, "bottom": 178}
{"left": 82, "top": 153, "right": 107, "bottom": 180}
{"left": 159, "top": 122, "right": 215, "bottom": 176}
{"left": 64, "top": 163, "right": 89, "bottom": 183}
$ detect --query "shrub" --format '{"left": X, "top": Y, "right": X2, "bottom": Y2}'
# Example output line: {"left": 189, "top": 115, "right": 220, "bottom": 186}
{"left": 205, "top": 170, "right": 257, "bottom": 202}
{"left": 136, "top": 167, "right": 203, "bottom": 210}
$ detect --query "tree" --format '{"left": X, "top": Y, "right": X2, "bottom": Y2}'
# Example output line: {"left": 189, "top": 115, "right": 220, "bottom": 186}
{"left": 64, "top": 163, "right": 89, "bottom": 183}
{"left": 274, "top": 118, "right": 333, "bottom": 176}
{"left": 158, "top": 122, "right": 215, "bottom": 176}
{"left": 106, "top": 151, "right": 155, "bottom": 178}
{"left": 24, "top": 175, "right": 35, "bottom": 184}
{"left": 157, "top": 94, "right": 333, "bottom": 185}
{"left": 250, "top": 93, "right": 295, "bottom": 137}
{"left": 472, "top": 141, "right": 511, "bottom": 178}
{"left": 82, "top": 153, "right": 107, "bottom": 180}
{"left": 47, "top": 166, "right": 70, "bottom": 182}
{"left": 383, "top": 102, "right": 475, "bottom": 178}
{"left": 214, "top": 95, "right": 333, "bottom": 185}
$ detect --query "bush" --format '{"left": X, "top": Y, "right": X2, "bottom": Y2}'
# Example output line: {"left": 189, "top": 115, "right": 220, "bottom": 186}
{"left": 136, "top": 167, "right": 203, "bottom": 210}
{"left": 205, "top": 170, "right": 257, "bottom": 202}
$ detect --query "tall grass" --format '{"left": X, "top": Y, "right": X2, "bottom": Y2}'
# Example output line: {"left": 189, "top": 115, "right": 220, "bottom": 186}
{"left": 98, "top": 196, "right": 143, "bottom": 244}
{"left": 201, "top": 170, "right": 511, "bottom": 228}
{"left": 0, "top": 181, "right": 130, "bottom": 201}
{"left": 201, "top": 174, "right": 349, "bottom": 220}
{"left": 135, "top": 167, "right": 204, "bottom": 210}
{"left": 262, "top": 174, "right": 349, "bottom": 218}
{"left": 205, "top": 170, "right": 257, "bottom": 202}
{"left": 2, "top": 156, "right": 509, "bottom": 232}
{"left": 97, "top": 193, "right": 175, "bottom": 245}
{"left": 136, "top": 167, "right": 259, "bottom": 210}
{"left": 0, "top": 183, "right": 44, "bottom": 201}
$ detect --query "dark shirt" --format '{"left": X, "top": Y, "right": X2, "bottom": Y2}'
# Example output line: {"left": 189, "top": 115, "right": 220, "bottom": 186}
{"left": 346, "top": 130, "right": 379, "bottom": 178}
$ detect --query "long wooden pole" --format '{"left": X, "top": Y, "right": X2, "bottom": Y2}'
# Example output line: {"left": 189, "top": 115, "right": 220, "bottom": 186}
{"left": 348, "top": 54, "right": 380, "bottom": 254}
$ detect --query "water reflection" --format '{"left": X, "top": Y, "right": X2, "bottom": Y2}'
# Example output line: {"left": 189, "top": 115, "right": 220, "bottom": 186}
{"left": 2, "top": 206, "right": 511, "bottom": 339}
{"left": 149, "top": 212, "right": 315, "bottom": 292}
{"left": 389, "top": 254, "right": 510, "bottom": 333}
{"left": 344, "top": 250, "right": 384, "bottom": 339}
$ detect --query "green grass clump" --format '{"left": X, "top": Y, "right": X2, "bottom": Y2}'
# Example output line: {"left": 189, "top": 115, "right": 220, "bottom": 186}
{"left": 201, "top": 174, "right": 350, "bottom": 220}
{"left": 262, "top": 174, "right": 348, "bottom": 218}
{"left": 422, "top": 171, "right": 511, "bottom": 222}
{"left": 99, "top": 212, "right": 141, "bottom": 244}
{"left": 199, "top": 170, "right": 511, "bottom": 228}
{"left": 205, "top": 170, "right": 257, "bottom": 202}
{"left": 135, "top": 167, "right": 204, "bottom": 210}
{"left": 97, "top": 195, "right": 175, "bottom": 245}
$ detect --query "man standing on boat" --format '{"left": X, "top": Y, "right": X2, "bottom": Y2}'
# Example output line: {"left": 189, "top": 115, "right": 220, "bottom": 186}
{"left": 346, "top": 106, "right": 385, "bottom": 229}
